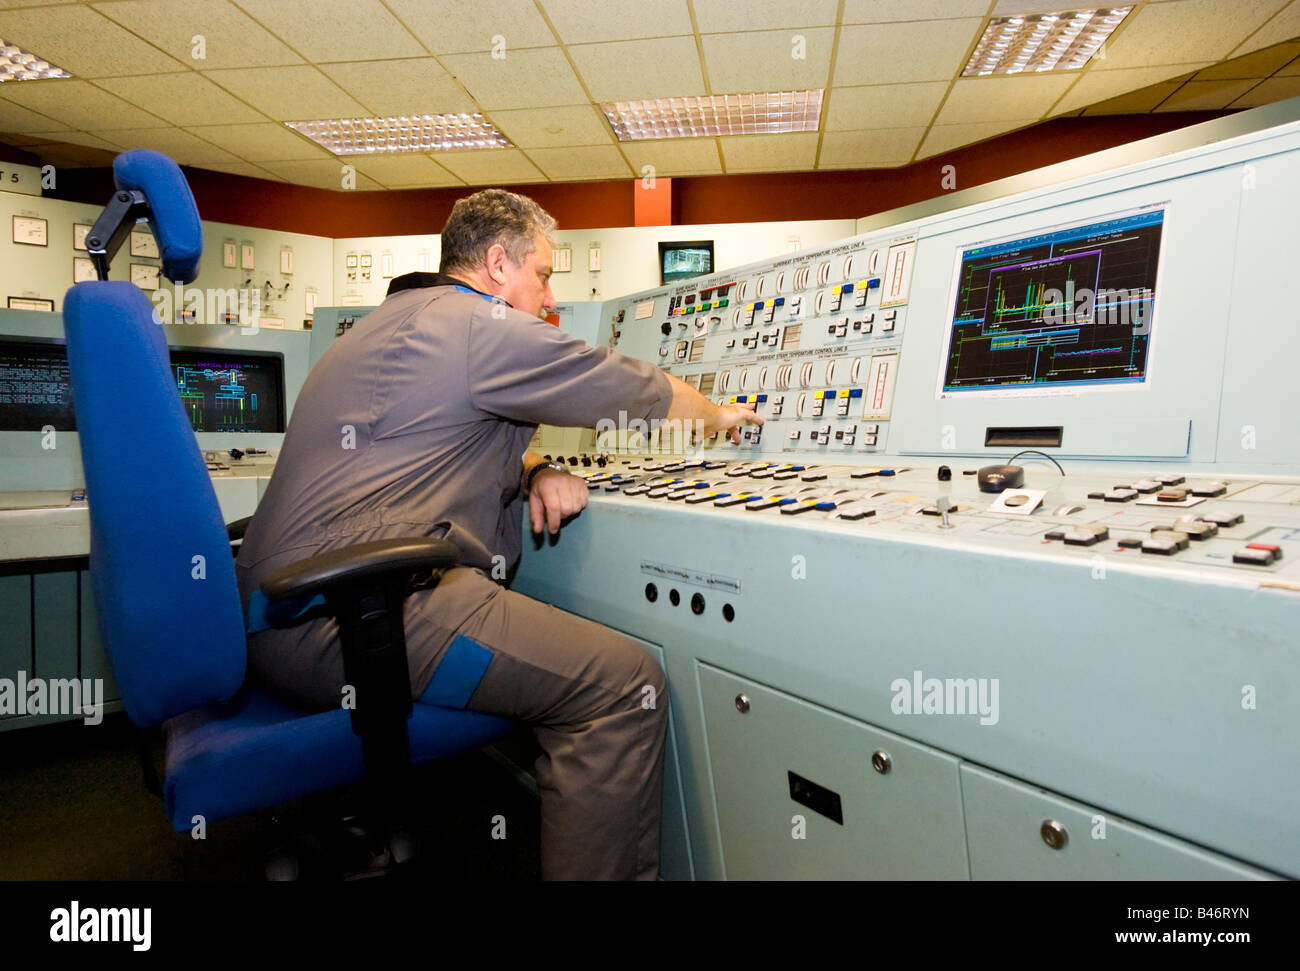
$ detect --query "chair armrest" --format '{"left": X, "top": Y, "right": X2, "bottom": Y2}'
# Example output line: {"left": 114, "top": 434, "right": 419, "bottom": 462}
{"left": 226, "top": 516, "right": 253, "bottom": 542}
{"left": 258, "top": 537, "right": 463, "bottom": 793}
{"left": 259, "top": 538, "right": 460, "bottom": 601}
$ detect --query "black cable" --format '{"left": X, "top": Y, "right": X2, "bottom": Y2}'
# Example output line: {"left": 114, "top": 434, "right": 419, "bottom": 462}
{"left": 1007, "top": 449, "right": 1065, "bottom": 476}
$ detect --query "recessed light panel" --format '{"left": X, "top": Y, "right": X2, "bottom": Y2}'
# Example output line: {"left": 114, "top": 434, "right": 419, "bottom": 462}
{"left": 601, "top": 90, "right": 824, "bottom": 140}
{"left": 285, "top": 114, "right": 511, "bottom": 154}
{"left": 0, "top": 40, "right": 71, "bottom": 82}
{"left": 962, "top": 8, "right": 1133, "bottom": 76}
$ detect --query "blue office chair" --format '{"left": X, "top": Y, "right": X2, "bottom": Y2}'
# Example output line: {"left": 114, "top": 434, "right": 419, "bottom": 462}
{"left": 63, "top": 150, "right": 511, "bottom": 874}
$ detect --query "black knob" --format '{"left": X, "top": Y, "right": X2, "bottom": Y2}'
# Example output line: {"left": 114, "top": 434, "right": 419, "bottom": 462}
{"left": 567, "top": 456, "right": 578, "bottom": 466}
{"left": 937, "top": 465, "right": 951, "bottom": 481}
{"left": 581, "top": 456, "right": 592, "bottom": 467}
{"left": 661, "top": 322, "right": 672, "bottom": 336}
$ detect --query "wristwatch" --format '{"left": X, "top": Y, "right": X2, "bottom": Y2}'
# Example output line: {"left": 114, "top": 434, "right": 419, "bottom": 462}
{"left": 525, "top": 460, "right": 568, "bottom": 494}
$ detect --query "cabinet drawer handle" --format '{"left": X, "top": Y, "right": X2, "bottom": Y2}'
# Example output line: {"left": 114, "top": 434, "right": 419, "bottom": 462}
{"left": 734, "top": 694, "right": 750, "bottom": 713}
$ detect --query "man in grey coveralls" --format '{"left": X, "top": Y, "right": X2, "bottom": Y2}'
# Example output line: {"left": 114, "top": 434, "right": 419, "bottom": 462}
{"left": 236, "top": 189, "right": 762, "bottom": 880}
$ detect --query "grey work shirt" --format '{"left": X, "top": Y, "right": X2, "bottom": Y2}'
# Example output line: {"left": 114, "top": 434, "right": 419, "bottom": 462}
{"left": 235, "top": 282, "right": 674, "bottom": 614}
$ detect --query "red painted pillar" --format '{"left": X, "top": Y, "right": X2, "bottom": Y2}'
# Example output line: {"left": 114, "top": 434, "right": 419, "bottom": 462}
{"left": 633, "top": 176, "right": 672, "bottom": 227}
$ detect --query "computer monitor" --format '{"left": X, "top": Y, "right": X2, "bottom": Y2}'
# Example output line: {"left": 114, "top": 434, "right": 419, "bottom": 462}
{"left": 659, "top": 240, "right": 714, "bottom": 285}
{"left": 938, "top": 205, "right": 1165, "bottom": 396}
{"left": 0, "top": 338, "right": 77, "bottom": 431}
{"left": 170, "top": 348, "right": 285, "bottom": 434}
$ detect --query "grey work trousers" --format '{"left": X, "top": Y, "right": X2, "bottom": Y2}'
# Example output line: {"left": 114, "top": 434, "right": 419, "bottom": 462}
{"left": 247, "top": 566, "right": 668, "bottom": 881}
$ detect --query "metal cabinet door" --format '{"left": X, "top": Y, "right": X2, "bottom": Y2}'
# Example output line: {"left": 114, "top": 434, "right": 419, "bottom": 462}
{"left": 699, "top": 663, "right": 969, "bottom": 879}
{"left": 961, "top": 763, "right": 1278, "bottom": 880}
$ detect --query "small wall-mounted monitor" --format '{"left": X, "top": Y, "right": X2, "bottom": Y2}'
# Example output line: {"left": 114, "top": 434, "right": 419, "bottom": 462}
{"left": 170, "top": 348, "right": 285, "bottom": 434}
{"left": 659, "top": 240, "right": 714, "bottom": 285}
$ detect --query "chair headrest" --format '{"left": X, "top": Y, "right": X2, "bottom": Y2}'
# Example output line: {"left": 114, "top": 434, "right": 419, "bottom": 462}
{"left": 112, "top": 150, "right": 202, "bottom": 284}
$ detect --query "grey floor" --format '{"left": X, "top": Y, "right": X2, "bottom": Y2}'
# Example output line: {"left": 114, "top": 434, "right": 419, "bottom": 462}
{"left": 0, "top": 713, "right": 542, "bottom": 881}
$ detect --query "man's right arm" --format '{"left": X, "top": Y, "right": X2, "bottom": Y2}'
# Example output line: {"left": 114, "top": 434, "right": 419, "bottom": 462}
{"left": 663, "top": 372, "right": 763, "bottom": 444}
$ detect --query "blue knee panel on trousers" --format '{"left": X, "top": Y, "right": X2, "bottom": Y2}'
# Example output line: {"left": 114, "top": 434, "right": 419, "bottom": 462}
{"left": 418, "top": 634, "right": 495, "bottom": 709}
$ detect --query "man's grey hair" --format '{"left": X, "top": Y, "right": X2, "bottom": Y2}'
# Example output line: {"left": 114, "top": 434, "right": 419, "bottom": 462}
{"left": 439, "top": 188, "right": 557, "bottom": 274}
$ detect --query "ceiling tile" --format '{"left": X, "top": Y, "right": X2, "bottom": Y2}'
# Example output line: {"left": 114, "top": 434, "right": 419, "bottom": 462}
{"left": 1083, "top": 81, "right": 1185, "bottom": 114}
{"left": 1155, "top": 78, "right": 1262, "bottom": 111}
{"left": 916, "top": 119, "right": 1034, "bottom": 159}
{"left": 318, "top": 59, "right": 476, "bottom": 116}
{"left": 0, "top": 5, "right": 184, "bottom": 77}
{"left": 0, "top": 80, "right": 168, "bottom": 130}
{"left": 91, "top": 0, "right": 304, "bottom": 69}
{"left": 833, "top": 20, "right": 984, "bottom": 86}
{"left": 1195, "top": 41, "right": 1300, "bottom": 79}
{"left": 193, "top": 161, "right": 284, "bottom": 181}
{"left": 488, "top": 105, "right": 612, "bottom": 148}
{"left": 990, "top": 0, "right": 1102, "bottom": 13}
{"left": 694, "top": 0, "right": 838, "bottom": 31}
{"left": 526, "top": 144, "right": 632, "bottom": 181}
{"left": 203, "top": 66, "right": 368, "bottom": 120}
{"left": 0, "top": 132, "right": 61, "bottom": 146}
{"left": 384, "top": 0, "right": 556, "bottom": 53}
{"left": 30, "top": 145, "right": 117, "bottom": 168}
{"left": 846, "top": 0, "right": 990, "bottom": 22}
{"left": 1229, "top": 73, "right": 1300, "bottom": 105}
{"left": 718, "top": 132, "right": 818, "bottom": 172}
{"left": 440, "top": 47, "right": 588, "bottom": 110}
{"left": 825, "top": 82, "right": 949, "bottom": 130}
{"left": 1101, "top": 0, "right": 1287, "bottom": 71}
{"left": 231, "top": 0, "right": 426, "bottom": 62}
{"left": 1280, "top": 53, "right": 1300, "bottom": 73}
{"left": 436, "top": 148, "right": 547, "bottom": 184}
{"left": 1053, "top": 64, "right": 1213, "bottom": 113}
{"left": 541, "top": 0, "right": 693, "bottom": 43}
{"left": 0, "top": 96, "right": 69, "bottom": 134}
{"left": 343, "top": 153, "right": 463, "bottom": 187}
{"left": 94, "top": 73, "right": 265, "bottom": 126}
{"left": 701, "top": 28, "right": 834, "bottom": 94}
{"left": 569, "top": 37, "right": 706, "bottom": 102}
{"left": 817, "top": 127, "right": 925, "bottom": 167}
{"left": 936, "top": 75, "right": 1077, "bottom": 125}
{"left": 183, "top": 122, "right": 332, "bottom": 161}
{"left": 25, "top": 130, "right": 126, "bottom": 152}
{"left": 1231, "top": 0, "right": 1300, "bottom": 57}
{"left": 621, "top": 137, "right": 722, "bottom": 175}
{"left": 257, "top": 158, "right": 382, "bottom": 190}
{"left": 91, "top": 127, "right": 244, "bottom": 164}
{"left": 0, "top": 0, "right": 79, "bottom": 6}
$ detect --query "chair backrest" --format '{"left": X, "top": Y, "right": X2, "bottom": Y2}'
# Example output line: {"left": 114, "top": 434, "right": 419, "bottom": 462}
{"left": 63, "top": 151, "right": 244, "bottom": 728}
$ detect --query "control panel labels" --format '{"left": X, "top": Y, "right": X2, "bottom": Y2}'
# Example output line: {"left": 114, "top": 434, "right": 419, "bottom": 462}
{"left": 640, "top": 560, "right": 741, "bottom": 594}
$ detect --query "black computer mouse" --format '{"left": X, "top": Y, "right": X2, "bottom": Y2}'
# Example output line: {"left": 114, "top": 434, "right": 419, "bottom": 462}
{"left": 977, "top": 464, "right": 1025, "bottom": 493}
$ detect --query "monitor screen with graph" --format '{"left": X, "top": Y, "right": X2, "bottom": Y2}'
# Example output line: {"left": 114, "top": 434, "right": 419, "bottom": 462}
{"left": 170, "top": 348, "right": 285, "bottom": 434}
{"left": 938, "top": 205, "right": 1165, "bottom": 396}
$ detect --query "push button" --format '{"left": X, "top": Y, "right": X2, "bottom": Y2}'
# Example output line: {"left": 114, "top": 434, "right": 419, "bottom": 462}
{"left": 1142, "top": 530, "right": 1189, "bottom": 554}
{"left": 1233, "top": 548, "right": 1275, "bottom": 565}
{"left": 1200, "top": 511, "right": 1244, "bottom": 527}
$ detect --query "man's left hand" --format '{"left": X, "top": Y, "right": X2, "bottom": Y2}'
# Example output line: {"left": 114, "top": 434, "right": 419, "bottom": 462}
{"left": 529, "top": 467, "right": 588, "bottom": 534}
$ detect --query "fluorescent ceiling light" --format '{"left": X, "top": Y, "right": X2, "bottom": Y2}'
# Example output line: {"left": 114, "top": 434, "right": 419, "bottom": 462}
{"left": 962, "top": 8, "right": 1133, "bottom": 76}
{"left": 285, "top": 114, "right": 511, "bottom": 155}
{"left": 600, "top": 90, "right": 823, "bottom": 140}
{"left": 0, "top": 40, "right": 71, "bottom": 82}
